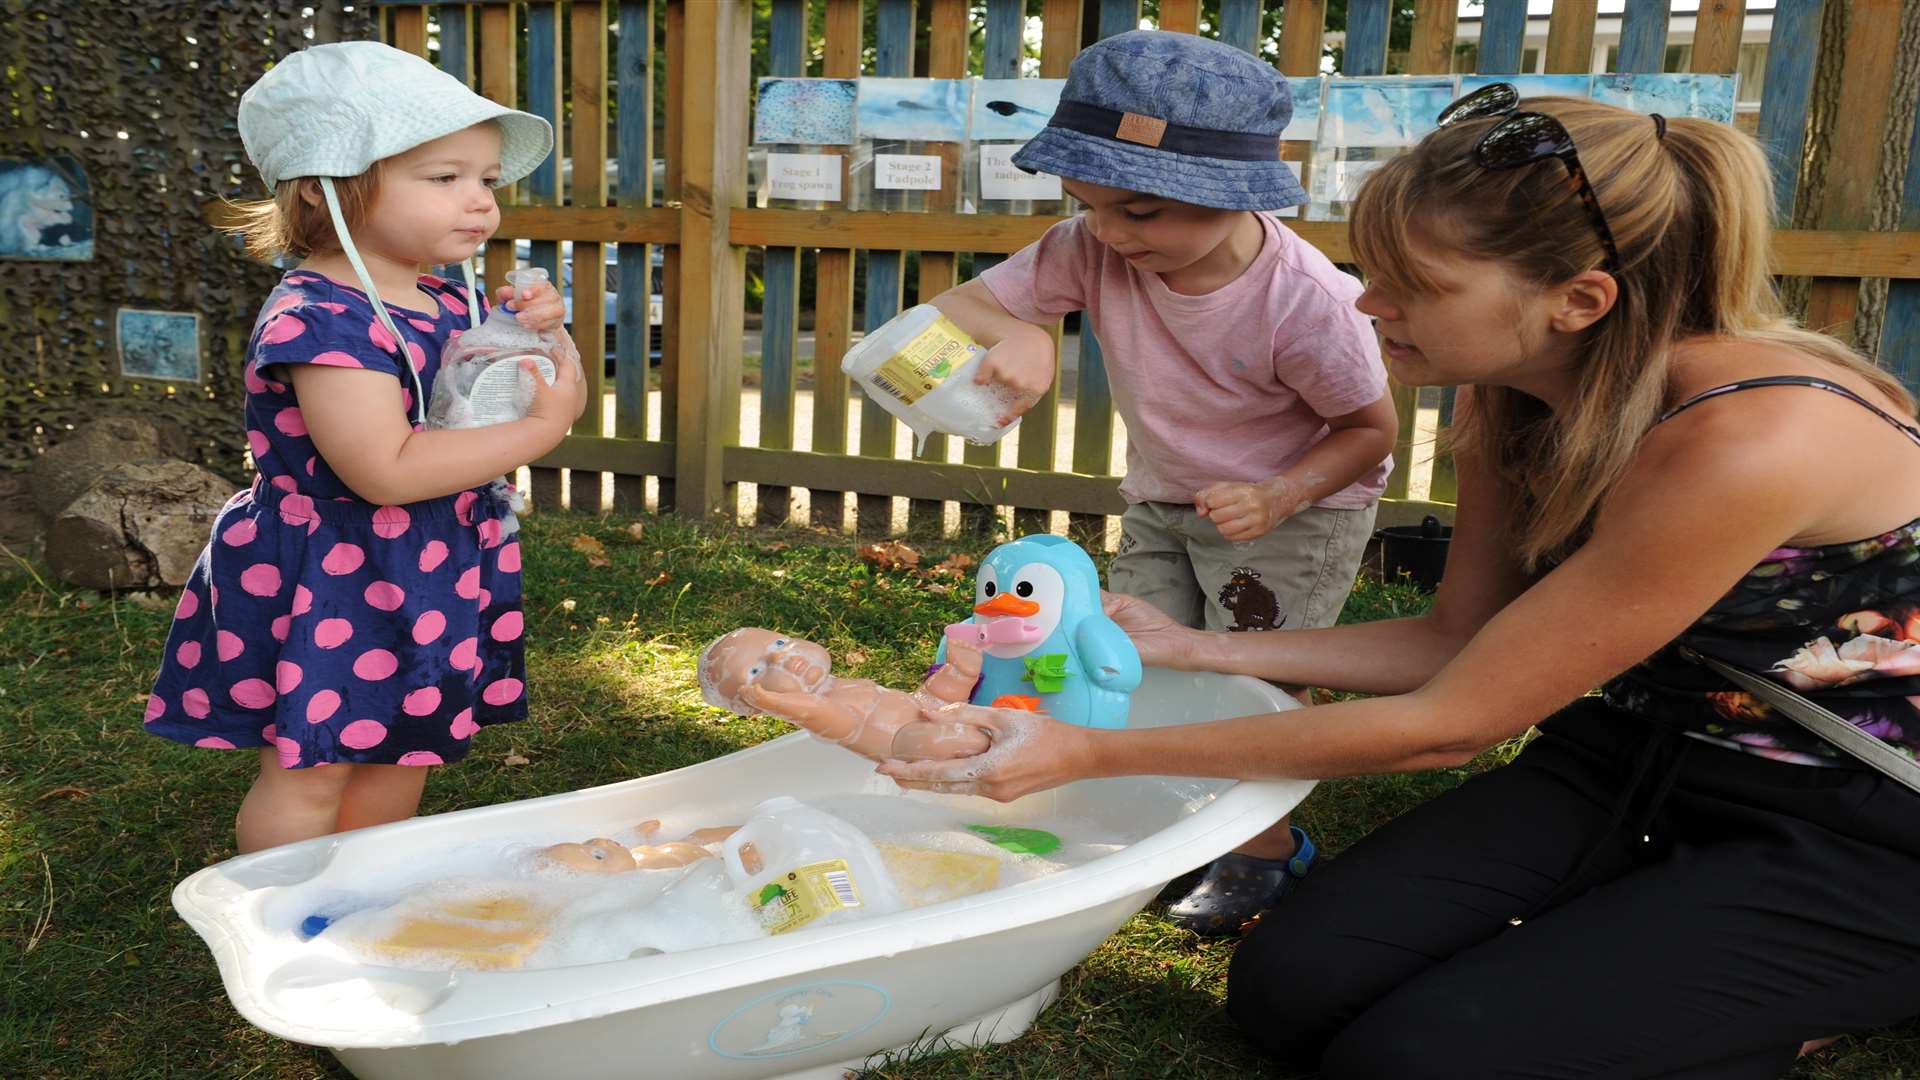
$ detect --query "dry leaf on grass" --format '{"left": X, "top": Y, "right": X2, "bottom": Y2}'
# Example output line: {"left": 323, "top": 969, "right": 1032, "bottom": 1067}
{"left": 844, "top": 647, "right": 870, "bottom": 665}
{"left": 36, "top": 786, "right": 90, "bottom": 801}
{"left": 933, "top": 553, "right": 977, "bottom": 576}
{"left": 503, "top": 753, "right": 531, "bottom": 767}
{"left": 858, "top": 540, "right": 920, "bottom": 572}
{"left": 766, "top": 542, "right": 791, "bottom": 552}
{"left": 570, "top": 534, "right": 610, "bottom": 568}
{"left": 624, "top": 522, "right": 646, "bottom": 540}
{"left": 646, "top": 571, "right": 672, "bottom": 586}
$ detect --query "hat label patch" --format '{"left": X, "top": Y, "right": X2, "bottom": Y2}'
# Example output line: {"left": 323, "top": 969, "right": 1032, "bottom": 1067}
{"left": 1114, "top": 112, "right": 1168, "bottom": 148}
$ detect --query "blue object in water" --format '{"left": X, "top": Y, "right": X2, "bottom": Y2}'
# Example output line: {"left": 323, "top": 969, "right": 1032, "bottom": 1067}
{"left": 299, "top": 914, "right": 333, "bottom": 939}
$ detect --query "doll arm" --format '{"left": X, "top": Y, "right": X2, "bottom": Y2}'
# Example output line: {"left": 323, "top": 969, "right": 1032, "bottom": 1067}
{"left": 739, "top": 683, "right": 863, "bottom": 743}
{"left": 918, "top": 638, "right": 984, "bottom": 706}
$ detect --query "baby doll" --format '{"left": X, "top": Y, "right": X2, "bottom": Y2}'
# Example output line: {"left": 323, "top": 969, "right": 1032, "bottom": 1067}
{"left": 698, "top": 628, "right": 993, "bottom": 761}
{"left": 538, "top": 820, "right": 740, "bottom": 874}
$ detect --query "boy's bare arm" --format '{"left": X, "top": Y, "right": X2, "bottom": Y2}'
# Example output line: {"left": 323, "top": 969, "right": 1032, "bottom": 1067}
{"left": 1196, "top": 393, "right": 1400, "bottom": 542}
{"left": 930, "top": 278, "right": 1057, "bottom": 422}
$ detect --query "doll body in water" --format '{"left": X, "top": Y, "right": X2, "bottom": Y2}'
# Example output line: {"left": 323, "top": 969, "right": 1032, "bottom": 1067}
{"left": 698, "top": 628, "right": 993, "bottom": 761}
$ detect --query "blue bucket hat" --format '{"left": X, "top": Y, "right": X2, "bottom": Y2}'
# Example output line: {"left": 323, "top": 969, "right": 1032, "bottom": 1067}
{"left": 1011, "top": 30, "right": 1305, "bottom": 211}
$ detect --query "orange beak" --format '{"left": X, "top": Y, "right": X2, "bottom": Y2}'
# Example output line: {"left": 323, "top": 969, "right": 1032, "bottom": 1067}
{"left": 974, "top": 593, "right": 1041, "bottom": 617}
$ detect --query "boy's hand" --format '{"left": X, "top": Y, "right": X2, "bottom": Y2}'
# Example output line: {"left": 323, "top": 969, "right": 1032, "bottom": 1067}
{"left": 496, "top": 279, "right": 567, "bottom": 332}
{"left": 1195, "top": 476, "right": 1312, "bottom": 542}
{"left": 972, "top": 329, "right": 1056, "bottom": 427}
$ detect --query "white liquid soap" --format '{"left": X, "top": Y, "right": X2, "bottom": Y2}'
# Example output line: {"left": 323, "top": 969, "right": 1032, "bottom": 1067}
{"left": 426, "top": 267, "right": 562, "bottom": 430}
{"left": 721, "top": 796, "right": 906, "bottom": 935}
{"left": 840, "top": 304, "right": 1022, "bottom": 453}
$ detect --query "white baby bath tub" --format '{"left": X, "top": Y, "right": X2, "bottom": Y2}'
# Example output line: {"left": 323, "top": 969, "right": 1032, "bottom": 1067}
{"left": 173, "top": 668, "right": 1311, "bottom": 1080}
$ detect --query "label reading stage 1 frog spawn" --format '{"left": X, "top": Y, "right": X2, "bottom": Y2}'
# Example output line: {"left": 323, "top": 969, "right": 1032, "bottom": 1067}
{"left": 751, "top": 859, "right": 863, "bottom": 934}
{"left": 868, "top": 317, "right": 982, "bottom": 406}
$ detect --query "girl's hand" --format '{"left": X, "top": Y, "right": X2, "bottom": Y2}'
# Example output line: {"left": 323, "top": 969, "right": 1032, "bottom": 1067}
{"left": 877, "top": 702, "right": 1095, "bottom": 802}
{"left": 1194, "top": 476, "right": 1311, "bottom": 542}
{"left": 497, "top": 279, "right": 568, "bottom": 332}
{"left": 524, "top": 341, "right": 587, "bottom": 431}
{"left": 1102, "top": 590, "right": 1205, "bottom": 670}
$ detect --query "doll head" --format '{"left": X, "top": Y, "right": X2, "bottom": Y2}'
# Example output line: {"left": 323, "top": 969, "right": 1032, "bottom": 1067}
{"left": 698, "top": 628, "right": 834, "bottom": 714}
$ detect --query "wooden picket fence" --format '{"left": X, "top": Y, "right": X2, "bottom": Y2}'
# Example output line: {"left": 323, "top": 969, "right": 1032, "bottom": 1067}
{"left": 376, "top": 0, "right": 1920, "bottom": 540}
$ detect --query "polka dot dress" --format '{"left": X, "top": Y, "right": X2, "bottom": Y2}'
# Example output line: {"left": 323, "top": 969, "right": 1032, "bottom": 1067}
{"left": 145, "top": 271, "right": 528, "bottom": 769}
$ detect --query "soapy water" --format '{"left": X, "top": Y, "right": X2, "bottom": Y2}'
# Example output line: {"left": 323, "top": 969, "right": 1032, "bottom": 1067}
{"left": 266, "top": 793, "right": 1128, "bottom": 972}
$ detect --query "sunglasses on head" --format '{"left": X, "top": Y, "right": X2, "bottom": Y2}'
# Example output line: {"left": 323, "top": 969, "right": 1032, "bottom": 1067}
{"left": 1435, "top": 82, "right": 1622, "bottom": 275}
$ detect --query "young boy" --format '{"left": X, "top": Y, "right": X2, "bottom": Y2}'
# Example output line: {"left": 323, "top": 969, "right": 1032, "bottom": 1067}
{"left": 931, "top": 30, "right": 1396, "bottom": 935}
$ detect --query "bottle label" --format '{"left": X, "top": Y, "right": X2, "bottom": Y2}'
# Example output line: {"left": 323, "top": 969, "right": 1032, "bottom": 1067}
{"left": 749, "top": 858, "right": 863, "bottom": 934}
{"left": 869, "top": 316, "right": 980, "bottom": 406}
{"left": 465, "top": 354, "right": 555, "bottom": 427}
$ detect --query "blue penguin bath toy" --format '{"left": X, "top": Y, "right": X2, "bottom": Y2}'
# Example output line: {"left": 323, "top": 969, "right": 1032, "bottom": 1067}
{"left": 940, "top": 535, "right": 1141, "bottom": 728}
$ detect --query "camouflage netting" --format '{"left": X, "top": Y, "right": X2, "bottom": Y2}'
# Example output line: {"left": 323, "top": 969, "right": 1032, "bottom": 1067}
{"left": 0, "top": 1, "right": 377, "bottom": 481}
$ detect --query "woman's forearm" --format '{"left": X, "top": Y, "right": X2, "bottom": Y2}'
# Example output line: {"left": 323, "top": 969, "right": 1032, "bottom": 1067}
{"left": 1181, "top": 613, "right": 1471, "bottom": 696}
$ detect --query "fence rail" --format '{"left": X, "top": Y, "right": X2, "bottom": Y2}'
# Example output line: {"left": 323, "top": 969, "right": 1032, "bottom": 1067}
{"left": 361, "top": 0, "right": 1920, "bottom": 540}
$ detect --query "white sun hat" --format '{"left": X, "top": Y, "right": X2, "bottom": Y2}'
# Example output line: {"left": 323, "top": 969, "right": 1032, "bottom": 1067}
{"left": 237, "top": 41, "right": 555, "bottom": 425}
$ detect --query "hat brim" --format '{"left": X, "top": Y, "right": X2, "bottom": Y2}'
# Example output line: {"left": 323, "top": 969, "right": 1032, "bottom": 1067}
{"left": 431, "top": 96, "right": 554, "bottom": 187}
{"left": 1011, "top": 127, "right": 1305, "bottom": 212}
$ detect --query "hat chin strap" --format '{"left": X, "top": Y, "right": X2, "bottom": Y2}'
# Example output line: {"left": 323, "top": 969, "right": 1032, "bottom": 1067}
{"left": 319, "top": 177, "right": 482, "bottom": 429}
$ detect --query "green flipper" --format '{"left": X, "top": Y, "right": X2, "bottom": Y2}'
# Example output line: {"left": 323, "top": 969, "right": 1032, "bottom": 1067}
{"left": 965, "top": 825, "right": 1062, "bottom": 856}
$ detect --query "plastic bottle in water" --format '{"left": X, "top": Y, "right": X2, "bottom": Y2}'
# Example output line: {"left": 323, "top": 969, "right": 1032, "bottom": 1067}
{"left": 839, "top": 304, "right": 1022, "bottom": 454}
{"left": 425, "top": 267, "right": 563, "bottom": 430}
{"left": 720, "top": 796, "right": 906, "bottom": 935}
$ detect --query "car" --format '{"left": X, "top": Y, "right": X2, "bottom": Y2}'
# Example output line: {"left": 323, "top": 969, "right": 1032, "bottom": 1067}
{"left": 506, "top": 239, "right": 665, "bottom": 372}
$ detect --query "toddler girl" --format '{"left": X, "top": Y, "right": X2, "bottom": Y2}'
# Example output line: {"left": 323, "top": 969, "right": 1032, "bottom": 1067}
{"left": 143, "top": 42, "right": 586, "bottom": 853}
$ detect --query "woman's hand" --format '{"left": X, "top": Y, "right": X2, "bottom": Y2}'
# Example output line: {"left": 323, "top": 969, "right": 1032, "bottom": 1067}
{"left": 1102, "top": 590, "right": 1205, "bottom": 670}
{"left": 497, "top": 279, "right": 568, "bottom": 332}
{"left": 877, "top": 702, "right": 1096, "bottom": 802}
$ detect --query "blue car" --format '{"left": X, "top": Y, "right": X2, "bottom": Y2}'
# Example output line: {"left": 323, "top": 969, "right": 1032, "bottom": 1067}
{"left": 508, "top": 240, "right": 665, "bottom": 370}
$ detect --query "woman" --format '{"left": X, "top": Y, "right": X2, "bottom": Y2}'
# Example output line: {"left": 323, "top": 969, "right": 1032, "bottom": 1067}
{"left": 882, "top": 86, "right": 1920, "bottom": 1078}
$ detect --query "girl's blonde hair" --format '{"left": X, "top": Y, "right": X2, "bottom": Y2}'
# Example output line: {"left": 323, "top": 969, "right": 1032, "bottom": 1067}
{"left": 1351, "top": 97, "right": 1913, "bottom": 570}
{"left": 223, "top": 170, "right": 382, "bottom": 262}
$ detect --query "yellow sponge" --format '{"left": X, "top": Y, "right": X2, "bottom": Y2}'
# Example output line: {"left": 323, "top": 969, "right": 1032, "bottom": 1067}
{"left": 362, "top": 894, "right": 552, "bottom": 970}
{"left": 876, "top": 843, "right": 1002, "bottom": 908}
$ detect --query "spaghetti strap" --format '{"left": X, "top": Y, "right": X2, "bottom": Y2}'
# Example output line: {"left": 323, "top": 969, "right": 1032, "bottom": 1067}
{"left": 1657, "top": 375, "right": 1920, "bottom": 448}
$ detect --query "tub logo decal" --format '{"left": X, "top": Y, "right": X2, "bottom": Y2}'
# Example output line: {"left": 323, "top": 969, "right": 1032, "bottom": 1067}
{"left": 708, "top": 979, "right": 892, "bottom": 1060}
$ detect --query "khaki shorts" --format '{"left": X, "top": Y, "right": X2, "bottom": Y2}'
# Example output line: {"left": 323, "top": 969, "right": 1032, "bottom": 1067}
{"left": 1109, "top": 500, "right": 1377, "bottom": 633}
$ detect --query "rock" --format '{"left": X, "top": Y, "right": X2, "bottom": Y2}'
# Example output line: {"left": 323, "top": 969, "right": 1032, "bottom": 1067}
{"left": 0, "top": 471, "right": 42, "bottom": 555}
{"left": 46, "top": 460, "right": 232, "bottom": 591}
{"left": 29, "top": 416, "right": 191, "bottom": 518}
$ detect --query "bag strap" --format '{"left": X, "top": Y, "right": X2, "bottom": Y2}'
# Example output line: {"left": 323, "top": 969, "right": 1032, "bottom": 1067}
{"left": 1682, "top": 646, "right": 1920, "bottom": 796}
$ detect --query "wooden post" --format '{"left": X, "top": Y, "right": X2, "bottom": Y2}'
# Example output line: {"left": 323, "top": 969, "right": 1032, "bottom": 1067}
{"left": 658, "top": 0, "right": 686, "bottom": 512}
{"left": 757, "top": 0, "right": 807, "bottom": 526}
{"left": 1407, "top": 0, "right": 1459, "bottom": 77}
{"left": 1542, "top": 0, "right": 1597, "bottom": 75}
{"left": 613, "top": 0, "right": 656, "bottom": 512}
{"left": 1278, "top": 0, "right": 1327, "bottom": 77}
{"left": 1691, "top": 0, "right": 1749, "bottom": 77}
{"left": 1409, "top": 0, "right": 1461, "bottom": 505}
{"left": 808, "top": 0, "right": 861, "bottom": 530}
{"left": 526, "top": 2, "right": 567, "bottom": 512}
{"left": 673, "top": 0, "right": 750, "bottom": 520}
{"left": 570, "top": 0, "right": 610, "bottom": 514}
{"left": 479, "top": 2, "right": 519, "bottom": 299}
{"left": 390, "top": 5, "right": 429, "bottom": 57}
{"left": 908, "top": 0, "right": 971, "bottom": 535}
{"left": 1158, "top": 0, "right": 1200, "bottom": 36}
{"left": 1882, "top": 97, "right": 1920, "bottom": 390}
{"left": 1804, "top": 1, "right": 1902, "bottom": 346}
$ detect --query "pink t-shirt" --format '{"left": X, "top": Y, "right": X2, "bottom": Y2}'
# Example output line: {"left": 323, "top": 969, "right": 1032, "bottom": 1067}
{"left": 981, "top": 213, "right": 1391, "bottom": 508}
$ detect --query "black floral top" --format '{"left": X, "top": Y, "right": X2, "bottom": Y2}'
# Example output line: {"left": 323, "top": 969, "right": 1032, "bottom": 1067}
{"left": 1602, "top": 377, "right": 1920, "bottom": 766}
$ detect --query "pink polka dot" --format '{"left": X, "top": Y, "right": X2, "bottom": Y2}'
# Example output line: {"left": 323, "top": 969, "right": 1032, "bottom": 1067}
{"left": 449, "top": 708, "right": 480, "bottom": 739}
{"left": 182, "top": 688, "right": 211, "bottom": 718}
{"left": 244, "top": 362, "right": 269, "bottom": 394}
{"left": 353, "top": 648, "right": 398, "bottom": 681}
{"left": 315, "top": 301, "right": 348, "bottom": 314}
{"left": 340, "top": 718, "right": 388, "bottom": 749}
{"left": 442, "top": 294, "right": 469, "bottom": 317}
{"left": 230, "top": 679, "right": 277, "bottom": 709}
{"left": 216, "top": 630, "right": 245, "bottom": 662}
{"left": 174, "top": 588, "right": 199, "bottom": 621}
{"left": 276, "top": 737, "right": 302, "bottom": 767}
{"left": 307, "top": 687, "right": 341, "bottom": 722}
{"left": 456, "top": 566, "right": 481, "bottom": 600}
{"left": 403, "top": 687, "right": 442, "bottom": 716}
{"left": 408, "top": 317, "right": 436, "bottom": 333}
{"left": 306, "top": 689, "right": 340, "bottom": 723}
{"left": 270, "top": 614, "right": 291, "bottom": 642}
{"left": 240, "top": 563, "right": 282, "bottom": 597}
{"left": 450, "top": 637, "right": 479, "bottom": 671}
{"left": 176, "top": 640, "right": 202, "bottom": 669}
{"left": 412, "top": 609, "right": 447, "bottom": 644}
{"left": 482, "top": 678, "right": 524, "bottom": 706}
{"left": 477, "top": 518, "right": 503, "bottom": 549}
{"left": 260, "top": 313, "right": 307, "bottom": 344}
{"left": 322, "top": 543, "right": 366, "bottom": 576}
{"left": 261, "top": 723, "right": 277, "bottom": 743}
{"left": 497, "top": 542, "right": 522, "bottom": 573}
{"left": 292, "top": 585, "right": 313, "bottom": 616}
{"left": 276, "top": 660, "right": 303, "bottom": 694}
{"left": 419, "top": 541, "right": 449, "bottom": 572}
{"left": 403, "top": 388, "right": 415, "bottom": 414}
{"left": 454, "top": 491, "right": 478, "bottom": 525}
{"left": 274, "top": 407, "right": 307, "bottom": 437}
{"left": 246, "top": 429, "right": 270, "bottom": 458}
{"left": 222, "top": 518, "right": 258, "bottom": 546}
{"left": 270, "top": 474, "right": 299, "bottom": 493}
{"left": 278, "top": 492, "right": 317, "bottom": 532}
{"left": 144, "top": 693, "right": 165, "bottom": 722}
{"left": 490, "top": 611, "right": 523, "bottom": 642}
{"left": 208, "top": 584, "right": 219, "bottom": 610}
{"left": 369, "top": 320, "right": 398, "bottom": 352}
{"left": 364, "top": 580, "right": 406, "bottom": 611}
{"left": 478, "top": 588, "right": 492, "bottom": 610}
{"left": 397, "top": 750, "right": 444, "bottom": 767}
{"left": 314, "top": 619, "right": 353, "bottom": 649}
{"left": 305, "top": 456, "right": 318, "bottom": 477}
{"left": 372, "top": 505, "right": 410, "bottom": 539}
{"left": 313, "top": 349, "right": 364, "bottom": 368}
{"left": 196, "top": 736, "right": 236, "bottom": 749}
{"left": 406, "top": 341, "right": 427, "bottom": 371}
{"left": 268, "top": 291, "right": 303, "bottom": 316}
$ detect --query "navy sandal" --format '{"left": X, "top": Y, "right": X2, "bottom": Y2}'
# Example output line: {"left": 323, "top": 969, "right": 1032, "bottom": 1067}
{"left": 1165, "top": 827, "right": 1317, "bottom": 936}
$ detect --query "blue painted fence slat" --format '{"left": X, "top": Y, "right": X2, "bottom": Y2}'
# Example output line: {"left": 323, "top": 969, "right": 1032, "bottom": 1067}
{"left": 1099, "top": 0, "right": 1140, "bottom": 41}
{"left": 1615, "top": 0, "right": 1669, "bottom": 73}
{"left": 1477, "top": 0, "right": 1528, "bottom": 75}
{"left": 525, "top": 3, "right": 563, "bottom": 508}
{"left": 615, "top": 0, "right": 654, "bottom": 452}
{"left": 436, "top": 5, "right": 469, "bottom": 82}
{"left": 1219, "top": 0, "right": 1261, "bottom": 53}
{"left": 1342, "top": 0, "right": 1390, "bottom": 76}
{"left": 858, "top": 0, "right": 916, "bottom": 532}
{"left": 1756, "top": 0, "right": 1823, "bottom": 222}
{"left": 761, "top": 0, "right": 807, "bottom": 522}
{"left": 1879, "top": 96, "right": 1920, "bottom": 392}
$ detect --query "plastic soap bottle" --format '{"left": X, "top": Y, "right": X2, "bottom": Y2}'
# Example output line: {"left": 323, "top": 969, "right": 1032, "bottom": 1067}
{"left": 425, "top": 267, "right": 563, "bottom": 430}
{"left": 839, "top": 304, "right": 1021, "bottom": 453}
{"left": 720, "top": 796, "right": 906, "bottom": 935}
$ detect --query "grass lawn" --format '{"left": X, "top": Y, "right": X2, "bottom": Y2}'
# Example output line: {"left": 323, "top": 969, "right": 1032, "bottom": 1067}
{"left": 3, "top": 511, "right": 1916, "bottom": 1078}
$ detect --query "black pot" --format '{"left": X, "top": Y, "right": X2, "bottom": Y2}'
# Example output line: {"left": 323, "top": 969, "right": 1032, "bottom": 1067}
{"left": 1374, "top": 514, "right": 1453, "bottom": 590}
